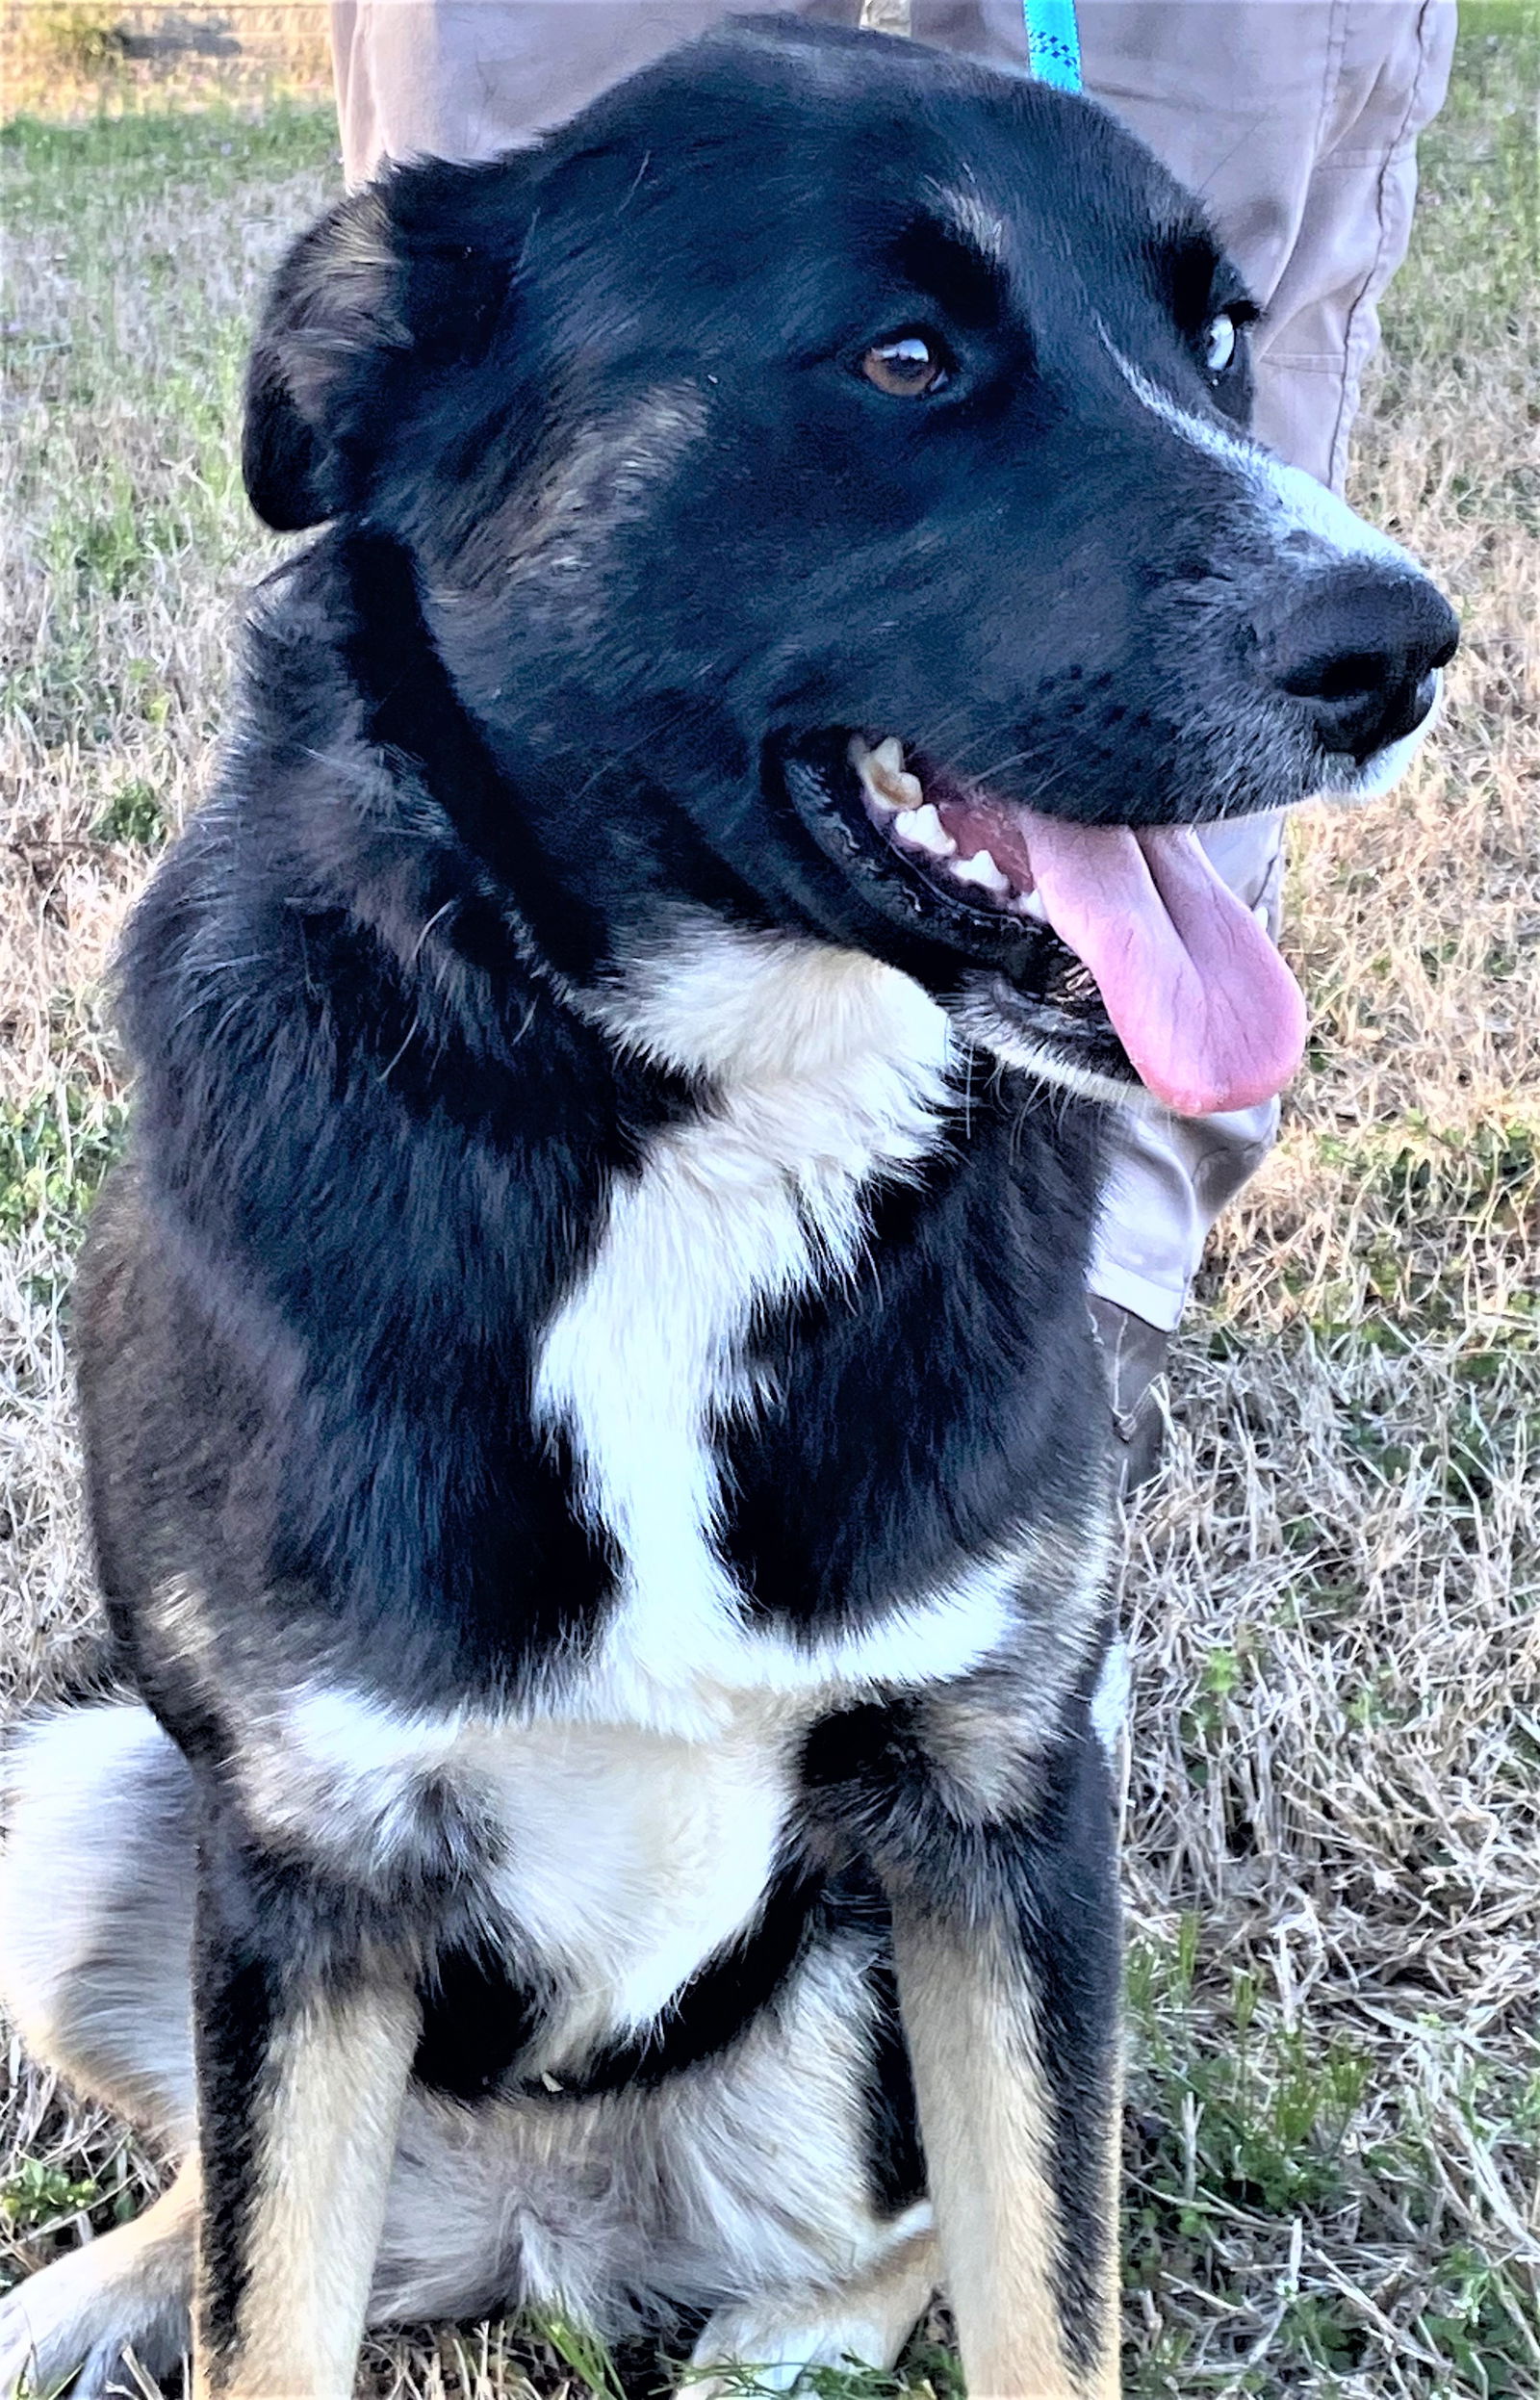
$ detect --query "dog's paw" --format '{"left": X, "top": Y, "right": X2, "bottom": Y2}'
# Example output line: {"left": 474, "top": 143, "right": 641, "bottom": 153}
{"left": 687, "top": 2236, "right": 937, "bottom": 2398}
{"left": 686, "top": 2316, "right": 890, "bottom": 2399}
{"left": 686, "top": 2316, "right": 850, "bottom": 2400}
{"left": 0, "top": 2238, "right": 189, "bottom": 2399}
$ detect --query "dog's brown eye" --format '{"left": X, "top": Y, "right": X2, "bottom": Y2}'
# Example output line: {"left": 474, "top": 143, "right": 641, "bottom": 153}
{"left": 861, "top": 333, "right": 949, "bottom": 399}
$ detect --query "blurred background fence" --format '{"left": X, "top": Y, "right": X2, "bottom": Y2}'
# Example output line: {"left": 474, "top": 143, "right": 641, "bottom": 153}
{"left": 2, "top": 3, "right": 333, "bottom": 116}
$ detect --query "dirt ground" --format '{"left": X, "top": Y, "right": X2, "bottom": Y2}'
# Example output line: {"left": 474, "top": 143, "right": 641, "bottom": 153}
{"left": 2, "top": 7, "right": 1536, "bottom": 2396}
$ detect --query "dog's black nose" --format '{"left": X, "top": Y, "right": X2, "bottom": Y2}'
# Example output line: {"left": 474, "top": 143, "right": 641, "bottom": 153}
{"left": 1265, "top": 565, "right": 1459, "bottom": 763}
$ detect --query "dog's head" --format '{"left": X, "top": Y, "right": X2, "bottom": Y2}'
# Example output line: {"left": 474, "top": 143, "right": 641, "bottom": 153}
{"left": 245, "top": 16, "right": 1456, "bottom": 1116}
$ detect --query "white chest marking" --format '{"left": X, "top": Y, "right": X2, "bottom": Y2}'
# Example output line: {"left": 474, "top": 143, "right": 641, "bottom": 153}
{"left": 533, "top": 925, "right": 1013, "bottom": 1734}
{"left": 474, "top": 1714, "right": 792, "bottom": 2064}
{"left": 242, "top": 1688, "right": 796, "bottom": 2066}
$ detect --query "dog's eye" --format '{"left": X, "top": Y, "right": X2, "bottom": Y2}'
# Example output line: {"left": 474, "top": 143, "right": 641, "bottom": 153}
{"left": 1203, "top": 313, "right": 1238, "bottom": 376}
{"left": 861, "top": 332, "right": 950, "bottom": 399}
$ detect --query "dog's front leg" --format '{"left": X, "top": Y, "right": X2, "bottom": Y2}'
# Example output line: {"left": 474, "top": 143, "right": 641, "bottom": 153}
{"left": 880, "top": 1708, "right": 1123, "bottom": 2400}
{"left": 191, "top": 1827, "right": 419, "bottom": 2400}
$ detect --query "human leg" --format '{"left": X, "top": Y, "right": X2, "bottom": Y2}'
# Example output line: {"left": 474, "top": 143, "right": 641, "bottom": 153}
{"left": 331, "top": 0, "right": 873, "bottom": 185}
{"left": 1076, "top": 3, "right": 1455, "bottom": 1455}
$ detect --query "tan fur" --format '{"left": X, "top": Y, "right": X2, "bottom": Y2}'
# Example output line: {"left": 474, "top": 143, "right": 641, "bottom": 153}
{"left": 196, "top": 1984, "right": 418, "bottom": 2400}
{"left": 443, "top": 386, "right": 709, "bottom": 607}
{"left": 891, "top": 1915, "right": 1118, "bottom": 2400}
{"left": 282, "top": 187, "right": 405, "bottom": 419}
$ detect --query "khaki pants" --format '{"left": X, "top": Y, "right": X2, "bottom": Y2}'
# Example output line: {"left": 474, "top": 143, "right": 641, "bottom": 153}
{"left": 329, "top": 0, "right": 1454, "bottom": 1329}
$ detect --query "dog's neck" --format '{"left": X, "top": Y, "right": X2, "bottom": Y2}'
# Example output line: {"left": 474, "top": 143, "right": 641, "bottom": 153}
{"left": 586, "top": 912, "right": 951, "bottom": 1090}
{"left": 321, "top": 525, "right": 970, "bottom": 1114}
{"left": 338, "top": 528, "right": 780, "bottom": 978}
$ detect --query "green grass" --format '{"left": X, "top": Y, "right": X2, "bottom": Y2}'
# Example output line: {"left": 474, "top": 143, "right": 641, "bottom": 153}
{"left": 683, "top": 2356, "right": 964, "bottom": 2400}
{"left": 1378, "top": 2, "right": 1539, "bottom": 355}
{"left": 1125, "top": 1929, "right": 1381, "bottom": 2389}
{"left": 92, "top": 775, "right": 169, "bottom": 847}
{"left": 0, "top": 2156, "right": 105, "bottom": 2236}
{"left": 0, "top": 1087, "right": 126, "bottom": 1247}
{"left": 1124, "top": 1932, "right": 1540, "bottom": 2398}
{"left": 0, "top": 99, "right": 338, "bottom": 207}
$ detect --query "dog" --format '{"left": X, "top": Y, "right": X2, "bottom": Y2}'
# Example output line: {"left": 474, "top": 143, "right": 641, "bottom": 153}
{"left": 0, "top": 19, "right": 1455, "bottom": 2399}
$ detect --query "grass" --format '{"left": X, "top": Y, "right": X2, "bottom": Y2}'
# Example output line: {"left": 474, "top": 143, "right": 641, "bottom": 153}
{"left": 0, "top": 4, "right": 334, "bottom": 123}
{"left": 1, "top": 6, "right": 1537, "bottom": 2396}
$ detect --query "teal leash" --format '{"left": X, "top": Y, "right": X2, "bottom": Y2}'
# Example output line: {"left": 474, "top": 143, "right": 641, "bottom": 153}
{"left": 1023, "top": 0, "right": 1082, "bottom": 91}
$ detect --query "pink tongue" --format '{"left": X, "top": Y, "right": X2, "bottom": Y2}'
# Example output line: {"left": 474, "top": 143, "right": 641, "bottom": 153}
{"left": 993, "top": 813, "right": 1306, "bottom": 1117}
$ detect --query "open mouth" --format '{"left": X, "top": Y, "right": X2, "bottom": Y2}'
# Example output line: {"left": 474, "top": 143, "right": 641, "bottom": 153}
{"left": 783, "top": 734, "right": 1309, "bottom": 1120}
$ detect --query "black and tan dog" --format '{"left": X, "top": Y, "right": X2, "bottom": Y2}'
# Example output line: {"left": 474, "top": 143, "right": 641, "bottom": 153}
{"left": 0, "top": 20, "right": 1454, "bottom": 2399}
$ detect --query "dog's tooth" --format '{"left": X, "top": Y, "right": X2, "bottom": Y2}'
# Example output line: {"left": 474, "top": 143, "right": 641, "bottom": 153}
{"left": 539, "top": 2070, "right": 564, "bottom": 2093}
{"left": 951, "top": 847, "right": 1012, "bottom": 897}
{"left": 1007, "top": 889, "right": 1048, "bottom": 924}
{"left": 893, "top": 803, "right": 956, "bottom": 859}
{"left": 850, "top": 736, "right": 896, "bottom": 812}
{"left": 852, "top": 735, "right": 922, "bottom": 815}
{"left": 865, "top": 737, "right": 918, "bottom": 805}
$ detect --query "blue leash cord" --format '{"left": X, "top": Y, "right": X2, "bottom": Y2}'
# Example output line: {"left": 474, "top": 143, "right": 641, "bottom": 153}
{"left": 1023, "top": 0, "right": 1082, "bottom": 92}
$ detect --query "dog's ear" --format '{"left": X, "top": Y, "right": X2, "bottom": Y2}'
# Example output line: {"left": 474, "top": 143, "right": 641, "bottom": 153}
{"left": 244, "top": 161, "right": 531, "bottom": 532}
{"left": 243, "top": 185, "right": 411, "bottom": 531}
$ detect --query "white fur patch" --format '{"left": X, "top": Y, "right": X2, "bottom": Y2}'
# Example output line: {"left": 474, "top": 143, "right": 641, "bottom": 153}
{"left": 1089, "top": 1636, "right": 1130, "bottom": 1762}
{"left": 1102, "top": 335, "right": 1413, "bottom": 570}
{"left": 0, "top": 1706, "right": 199, "bottom": 2138}
{"left": 688, "top": 2216, "right": 937, "bottom": 2390}
{"left": 540, "top": 922, "right": 1020, "bottom": 1737}
{"left": 237, "top": 1685, "right": 795, "bottom": 2064}
{"left": 221, "top": 927, "right": 1043, "bottom": 2071}
{"left": 372, "top": 1937, "right": 911, "bottom": 2331}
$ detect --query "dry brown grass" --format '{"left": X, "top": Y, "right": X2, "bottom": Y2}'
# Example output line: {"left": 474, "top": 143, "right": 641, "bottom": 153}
{"left": 1, "top": 4, "right": 332, "bottom": 120}
{"left": 2, "top": 10, "right": 1536, "bottom": 2396}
